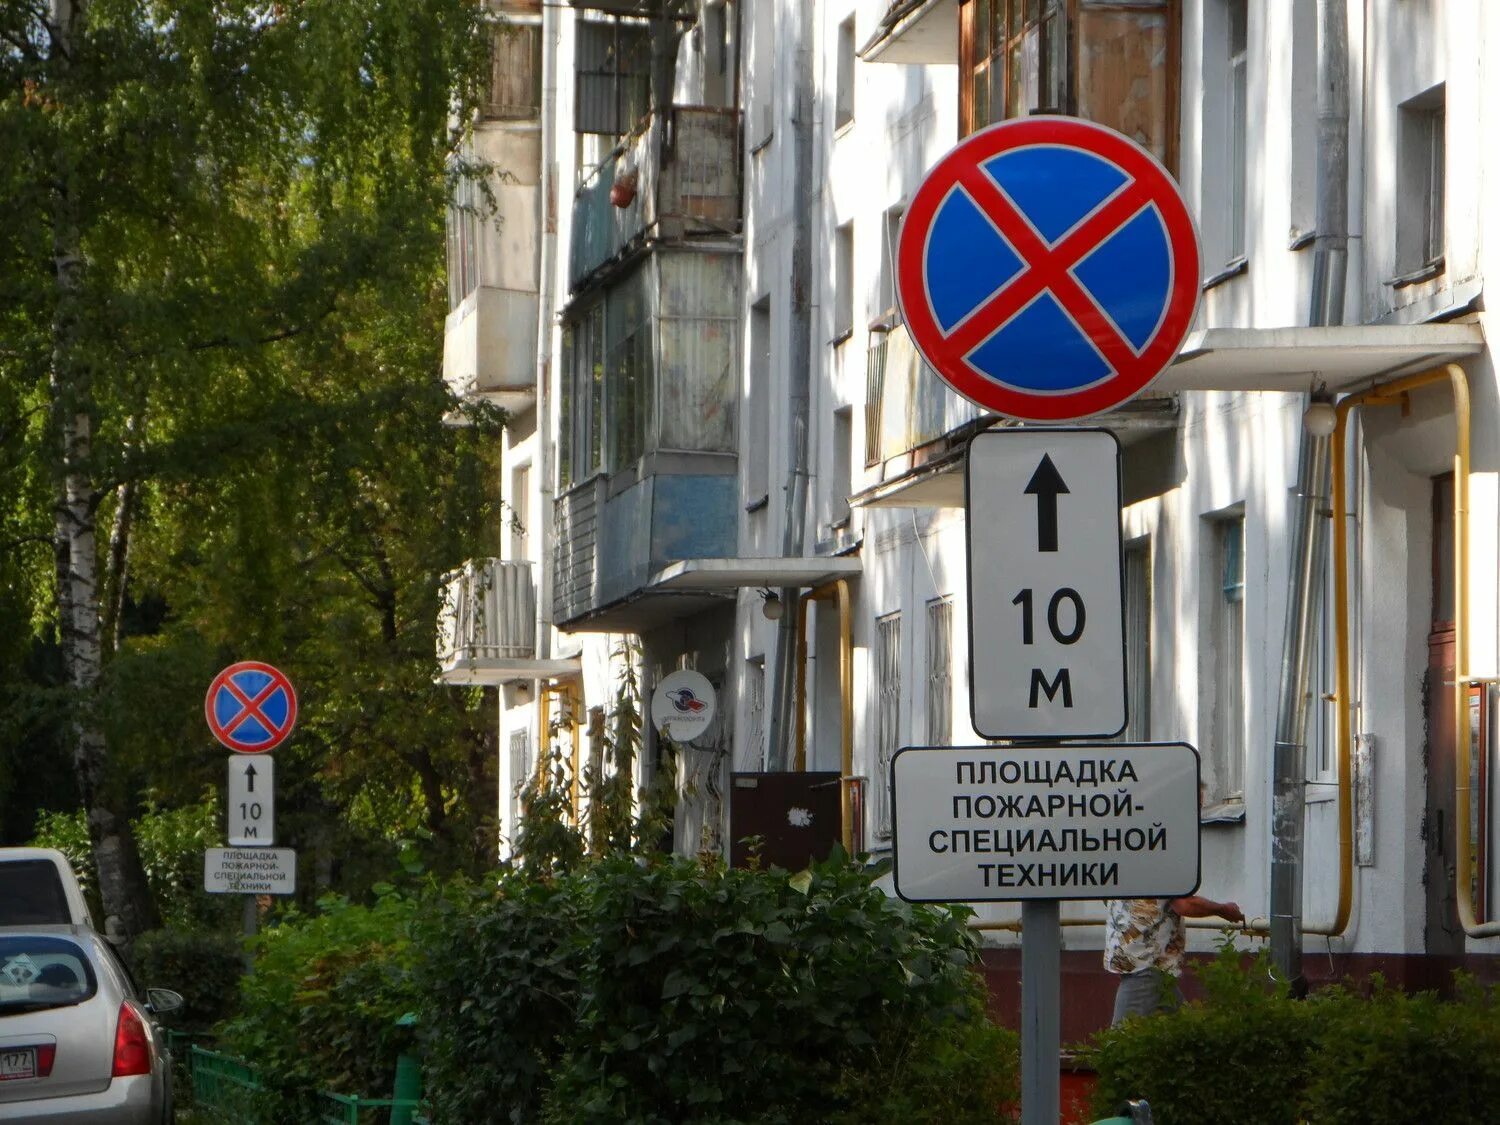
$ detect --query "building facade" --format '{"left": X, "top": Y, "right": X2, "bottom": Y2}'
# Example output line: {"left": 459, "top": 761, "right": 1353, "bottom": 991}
{"left": 439, "top": 0, "right": 1500, "bottom": 1034}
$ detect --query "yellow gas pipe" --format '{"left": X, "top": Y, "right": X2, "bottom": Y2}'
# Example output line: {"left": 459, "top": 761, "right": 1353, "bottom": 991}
{"left": 976, "top": 364, "right": 1486, "bottom": 942}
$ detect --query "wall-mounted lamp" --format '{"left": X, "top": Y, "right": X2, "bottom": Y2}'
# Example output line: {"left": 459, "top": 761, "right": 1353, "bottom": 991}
{"left": 511, "top": 680, "right": 531, "bottom": 701}
{"left": 760, "top": 589, "right": 784, "bottom": 621}
{"left": 1303, "top": 398, "right": 1337, "bottom": 437}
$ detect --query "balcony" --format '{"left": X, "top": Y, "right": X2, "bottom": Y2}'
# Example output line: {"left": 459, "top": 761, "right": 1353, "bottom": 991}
{"left": 436, "top": 559, "right": 578, "bottom": 685}
{"left": 856, "top": 324, "right": 1179, "bottom": 509}
{"left": 569, "top": 106, "right": 741, "bottom": 292}
{"left": 859, "top": 0, "right": 958, "bottom": 65}
{"left": 444, "top": 120, "right": 541, "bottom": 410}
{"left": 442, "top": 286, "right": 538, "bottom": 410}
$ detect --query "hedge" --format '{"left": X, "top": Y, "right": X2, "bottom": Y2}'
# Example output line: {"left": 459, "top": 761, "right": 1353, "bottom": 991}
{"left": 1089, "top": 941, "right": 1500, "bottom": 1124}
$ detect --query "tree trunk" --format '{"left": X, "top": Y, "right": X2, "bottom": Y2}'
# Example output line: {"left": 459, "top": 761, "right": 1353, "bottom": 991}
{"left": 47, "top": 0, "right": 159, "bottom": 941}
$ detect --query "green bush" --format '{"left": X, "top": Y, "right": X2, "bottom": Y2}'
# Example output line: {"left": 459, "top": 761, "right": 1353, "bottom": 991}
{"left": 1090, "top": 943, "right": 1500, "bottom": 1124}
{"left": 417, "top": 851, "right": 1017, "bottom": 1124}
{"left": 213, "top": 888, "right": 422, "bottom": 1105}
{"left": 1300, "top": 975, "right": 1500, "bottom": 1123}
{"left": 414, "top": 875, "right": 583, "bottom": 1125}
{"left": 129, "top": 929, "right": 243, "bottom": 1032}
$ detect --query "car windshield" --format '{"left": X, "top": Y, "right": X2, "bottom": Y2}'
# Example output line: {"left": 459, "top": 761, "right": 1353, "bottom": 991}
{"left": 0, "top": 862, "right": 70, "bottom": 925}
{"left": 0, "top": 936, "right": 97, "bottom": 1015}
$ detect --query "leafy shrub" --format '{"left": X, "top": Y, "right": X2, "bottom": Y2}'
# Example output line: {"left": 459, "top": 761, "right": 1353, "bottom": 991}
{"left": 129, "top": 929, "right": 243, "bottom": 1032}
{"left": 1091, "top": 943, "right": 1500, "bottom": 1124}
{"left": 214, "top": 889, "right": 422, "bottom": 1104}
{"left": 415, "top": 875, "right": 583, "bottom": 1124}
{"left": 417, "top": 851, "right": 1016, "bottom": 1124}
{"left": 1090, "top": 939, "right": 1314, "bottom": 1124}
{"left": 1300, "top": 974, "right": 1500, "bottom": 1123}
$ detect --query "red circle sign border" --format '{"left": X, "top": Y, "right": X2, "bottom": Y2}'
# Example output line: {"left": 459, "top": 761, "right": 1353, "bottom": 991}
{"left": 896, "top": 117, "right": 1201, "bottom": 423}
{"left": 204, "top": 661, "right": 298, "bottom": 754}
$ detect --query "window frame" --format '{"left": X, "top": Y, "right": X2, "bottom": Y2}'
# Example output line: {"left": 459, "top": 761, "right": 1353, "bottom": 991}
{"left": 926, "top": 597, "right": 954, "bottom": 746}
{"left": 874, "top": 612, "right": 903, "bottom": 840}
{"left": 835, "top": 15, "right": 857, "bottom": 131}
{"left": 1206, "top": 513, "right": 1247, "bottom": 808}
{"left": 1394, "top": 88, "right": 1446, "bottom": 283}
{"left": 958, "top": 0, "right": 1178, "bottom": 171}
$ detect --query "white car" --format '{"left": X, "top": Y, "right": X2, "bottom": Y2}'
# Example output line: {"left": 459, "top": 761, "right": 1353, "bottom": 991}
{"left": 0, "top": 925, "right": 181, "bottom": 1123}
{"left": 0, "top": 849, "right": 95, "bottom": 928}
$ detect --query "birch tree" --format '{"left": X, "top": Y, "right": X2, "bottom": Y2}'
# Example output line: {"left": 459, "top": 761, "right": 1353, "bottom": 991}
{"left": 0, "top": 0, "right": 486, "bottom": 935}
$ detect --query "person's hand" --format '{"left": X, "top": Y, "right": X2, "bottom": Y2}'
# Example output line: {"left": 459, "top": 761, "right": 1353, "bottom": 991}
{"left": 1220, "top": 901, "right": 1245, "bottom": 925}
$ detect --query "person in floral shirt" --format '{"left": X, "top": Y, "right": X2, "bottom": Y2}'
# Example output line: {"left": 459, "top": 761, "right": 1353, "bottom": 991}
{"left": 1103, "top": 894, "right": 1244, "bottom": 1024}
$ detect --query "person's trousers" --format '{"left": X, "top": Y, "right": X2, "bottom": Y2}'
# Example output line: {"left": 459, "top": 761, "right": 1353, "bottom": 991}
{"left": 1111, "top": 966, "right": 1183, "bottom": 1025}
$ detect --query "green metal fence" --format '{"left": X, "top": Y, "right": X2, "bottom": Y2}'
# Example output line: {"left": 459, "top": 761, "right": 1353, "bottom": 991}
{"left": 189, "top": 1044, "right": 426, "bottom": 1125}
{"left": 315, "top": 1089, "right": 423, "bottom": 1125}
{"left": 190, "top": 1045, "right": 276, "bottom": 1122}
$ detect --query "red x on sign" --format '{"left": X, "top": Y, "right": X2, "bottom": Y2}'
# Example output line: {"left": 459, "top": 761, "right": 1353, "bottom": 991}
{"left": 897, "top": 117, "right": 1201, "bottom": 422}
{"left": 205, "top": 661, "right": 298, "bottom": 754}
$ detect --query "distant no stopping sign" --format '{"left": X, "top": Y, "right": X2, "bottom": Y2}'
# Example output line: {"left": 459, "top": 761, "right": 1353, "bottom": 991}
{"left": 205, "top": 661, "right": 298, "bottom": 754}
{"left": 897, "top": 117, "right": 1200, "bottom": 422}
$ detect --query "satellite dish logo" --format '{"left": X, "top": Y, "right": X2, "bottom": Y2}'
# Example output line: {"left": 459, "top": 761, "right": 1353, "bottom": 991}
{"left": 667, "top": 688, "right": 709, "bottom": 714}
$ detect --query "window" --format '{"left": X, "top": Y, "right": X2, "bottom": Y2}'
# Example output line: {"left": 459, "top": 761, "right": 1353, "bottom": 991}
{"left": 874, "top": 613, "right": 902, "bottom": 840}
{"left": 835, "top": 16, "right": 856, "bottom": 130}
{"left": 1122, "top": 541, "right": 1151, "bottom": 741}
{"left": 574, "top": 19, "right": 651, "bottom": 137}
{"left": 510, "top": 465, "right": 531, "bottom": 562}
{"left": 606, "top": 268, "right": 652, "bottom": 471}
{"left": 1202, "top": 0, "right": 1247, "bottom": 270}
{"left": 830, "top": 406, "right": 853, "bottom": 531}
{"left": 445, "top": 168, "right": 482, "bottom": 312}
{"left": 877, "top": 206, "right": 903, "bottom": 325}
{"left": 701, "top": 0, "right": 734, "bottom": 110}
{"left": 926, "top": 598, "right": 953, "bottom": 745}
{"left": 834, "top": 221, "right": 854, "bottom": 341}
{"left": 558, "top": 302, "right": 605, "bottom": 488}
{"left": 1309, "top": 560, "right": 1336, "bottom": 782}
{"left": 1226, "top": 0, "right": 1248, "bottom": 262}
{"left": 1208, "top": 516, "right": 1246, "bottom": 804}
{"left": 508, "top": 728, "right": 530, "bottom": 827}
{"left": 1395, "top": 87, "right": 1445, "bottom": 280}
{"left": 485, "top": 20, "right": 543, "bottom": 119}
{"left": 748, "top": 0, "right": 775, "bottom": 146}
{"left": 746, "top": 299, "right": 771, "bottom": 503}
{"left": 959, "top": 1, "right": 1176, "bottom": 167}
{"left": 744, "top": 656, "right": 766, "bottom": 769}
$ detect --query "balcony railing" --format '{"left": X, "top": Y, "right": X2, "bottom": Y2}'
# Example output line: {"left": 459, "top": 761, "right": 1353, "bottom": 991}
{"left": 436, "top": 559, "right": 537, "bottom": 681}
{"left": 570, "top": 106, "right": 741, "bottom": 290}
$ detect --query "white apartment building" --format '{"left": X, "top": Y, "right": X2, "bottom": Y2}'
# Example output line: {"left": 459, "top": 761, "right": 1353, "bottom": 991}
{"left": 437, "top": 0, "right": 1500, "bottom": 1032}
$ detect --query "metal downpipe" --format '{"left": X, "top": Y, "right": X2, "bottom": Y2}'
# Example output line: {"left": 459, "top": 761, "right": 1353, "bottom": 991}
{"left": 767, "top": 0, "right": 816, "bottom": 770}
{"left": 1268, "top": 429, "right": 1332, "bottom": 980}
{"left": 1268, "top": 0, "right": 1349, "bottom": 980}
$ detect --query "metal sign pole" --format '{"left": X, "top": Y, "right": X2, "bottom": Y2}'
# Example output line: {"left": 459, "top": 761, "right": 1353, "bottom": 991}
{"left": 1020, "top": 899, "right": 1060, "bottom": 1125}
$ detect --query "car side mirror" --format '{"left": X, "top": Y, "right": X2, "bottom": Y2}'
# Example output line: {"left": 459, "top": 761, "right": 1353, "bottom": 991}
{"left": 145, "top": 988, "right": 184, "bottom": 1015}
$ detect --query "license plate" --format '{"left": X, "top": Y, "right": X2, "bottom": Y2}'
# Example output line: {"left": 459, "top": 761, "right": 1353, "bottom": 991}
{"left": 0, "top": 1048, "right": 36, "bottom": 1080}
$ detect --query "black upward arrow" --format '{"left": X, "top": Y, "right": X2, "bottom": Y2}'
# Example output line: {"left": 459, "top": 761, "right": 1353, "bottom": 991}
{"left": 1023, "top": 454, "right": 1069, "bottom": 553}
{"left": 244, "top": 763, "right": 257, "bottom": 793}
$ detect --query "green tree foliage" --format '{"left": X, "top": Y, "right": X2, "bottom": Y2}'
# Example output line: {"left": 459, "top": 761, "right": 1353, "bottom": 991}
{"left": 0, "top": 0, "right": 500, "bottom": 916}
